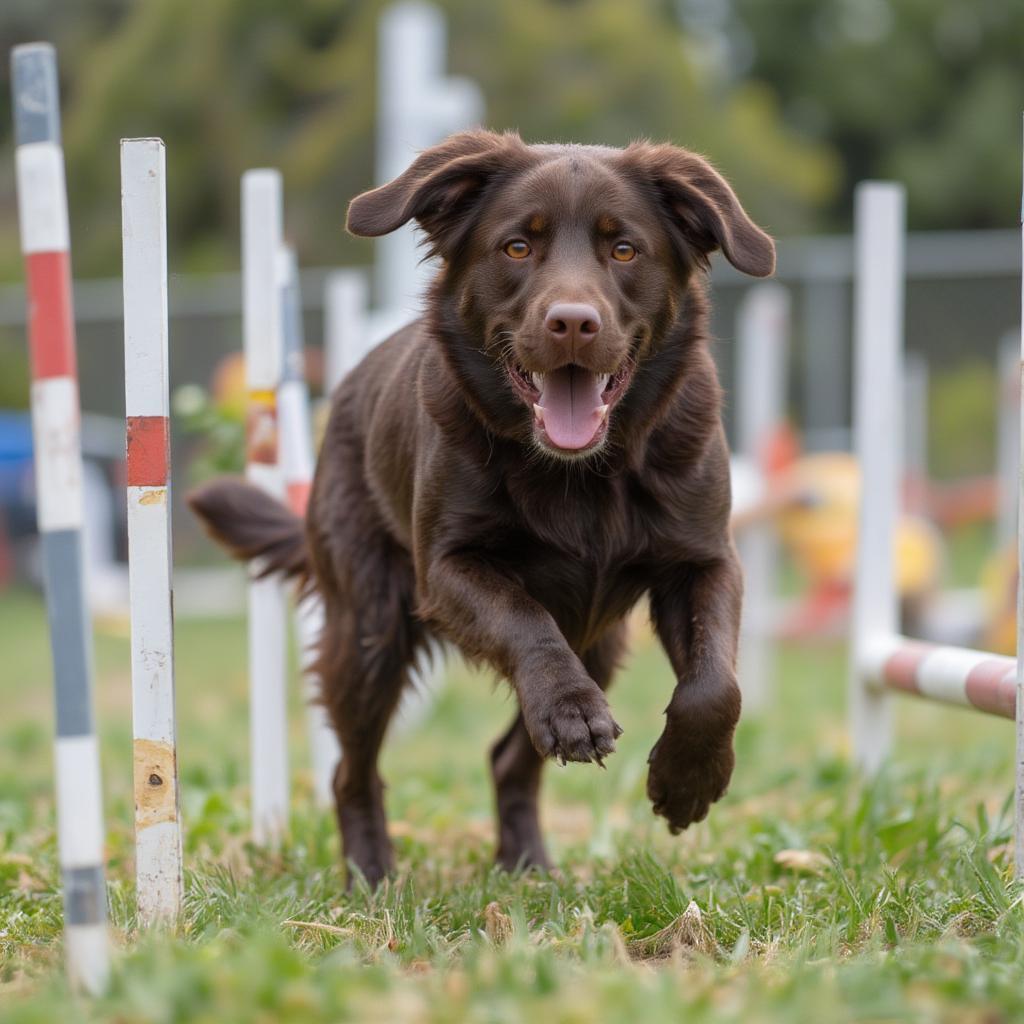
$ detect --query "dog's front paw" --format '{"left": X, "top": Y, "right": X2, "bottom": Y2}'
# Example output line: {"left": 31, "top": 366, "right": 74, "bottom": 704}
{"left": 646, "top": 726, "right": 734, "bottom": 834}
{"left": 524, "top": 683, "right": 622, "bottom": 765}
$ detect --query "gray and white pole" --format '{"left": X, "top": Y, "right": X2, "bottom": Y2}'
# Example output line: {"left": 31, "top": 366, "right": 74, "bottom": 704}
{"left": 11, "top": 42, "right": 110, "bottom": 993}
{"left": 279, "top": 246, "right": 341, "bottom": 807}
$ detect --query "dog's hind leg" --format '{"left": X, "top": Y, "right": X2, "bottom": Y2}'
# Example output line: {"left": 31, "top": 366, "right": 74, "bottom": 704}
{"left": 490, "top": 620, "right": 627, "bottom": 872}
{"left": 316, "top": 534, "right": 424, "bottom": 888}
{"left": 309, "top": 415, "right": 426, "bottom": 887}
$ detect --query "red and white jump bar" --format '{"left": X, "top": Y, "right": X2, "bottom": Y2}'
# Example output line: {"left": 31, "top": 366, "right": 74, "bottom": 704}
{"left": 862, "top": 636, "right": 1016, "bottom": 720}
{"left": 848, "top": 179, "right": 1024, "bottom": 880}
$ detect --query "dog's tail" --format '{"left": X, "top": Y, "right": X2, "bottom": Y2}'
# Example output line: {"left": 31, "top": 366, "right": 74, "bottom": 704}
{"left": 187, "top": 477, "right": 311, "bottom": 589}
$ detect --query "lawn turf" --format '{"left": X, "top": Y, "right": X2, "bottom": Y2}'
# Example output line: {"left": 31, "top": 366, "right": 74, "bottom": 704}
{"left": 1, "top": 585, "right": 1022, "bottom": 1023}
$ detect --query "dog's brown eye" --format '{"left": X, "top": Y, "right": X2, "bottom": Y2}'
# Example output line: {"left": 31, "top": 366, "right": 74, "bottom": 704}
{"left": 612, "top": 242, "right": 636, "bottom": 262}
{"left": 504, "top": 239, "right": 531, "bottom": 259}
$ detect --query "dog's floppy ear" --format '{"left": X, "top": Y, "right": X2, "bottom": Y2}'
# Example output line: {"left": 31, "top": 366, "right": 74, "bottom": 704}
{"left": 624, "top": 142, "right": 775, "bottom": 277}
{"left": 347, "top": 130, "right": 530, "bottom": 256}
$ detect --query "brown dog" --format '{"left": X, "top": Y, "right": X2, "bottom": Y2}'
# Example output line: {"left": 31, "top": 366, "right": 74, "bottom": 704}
{"left": 189, "top": 130, "right": 774, "bottom": 886}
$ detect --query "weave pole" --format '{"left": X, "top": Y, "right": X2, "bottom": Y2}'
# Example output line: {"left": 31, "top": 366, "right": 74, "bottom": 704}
{"left": 848, "top": 181, "right": 905, "bottom": 774}
{"left": 242, "top": 170, "right": 289, "bottom": 845}
{"left": 278, "top": 246, "right": 340, "bottom": 806}
{"left": 120, "top": 138, "right": 183, "bottom": 923}
{"left": 735, "top": 283, "right": 790, "bottom": 712}
{"left": 323, "top": 270, "right": 369, "bottom": 394}
{"left": 11, "top": 42, "right": 109, "bottom": 993}
{"left": 1016, "top": 116, "right": 1024, "bottom": 880}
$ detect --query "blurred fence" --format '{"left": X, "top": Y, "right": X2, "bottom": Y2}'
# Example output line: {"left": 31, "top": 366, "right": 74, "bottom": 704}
{"left": 0, "top": 228, "right": 1019, "bottom": 558}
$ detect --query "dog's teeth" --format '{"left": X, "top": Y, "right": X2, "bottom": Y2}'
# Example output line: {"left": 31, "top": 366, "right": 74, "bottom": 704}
{"left": 533, "top": 404, "right": 546, "bottom": 425}
{"left": 531, "top": 372, "right": 544, "bottom": 390}
{"left": 597, "top": 374, "right": 610, "bottom": 391}
{"left": 598, "top": 404, "right": 609, "bottom": 423}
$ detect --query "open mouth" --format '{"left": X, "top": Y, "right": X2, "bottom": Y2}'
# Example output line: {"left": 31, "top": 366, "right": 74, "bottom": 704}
{"left": 507, "top": 360, "right": 633, "bottom": 452}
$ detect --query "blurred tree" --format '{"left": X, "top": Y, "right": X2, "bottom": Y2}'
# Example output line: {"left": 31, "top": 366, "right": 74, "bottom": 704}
{"left": 725, "top": 0, "right": 1024, "bottom": 229}
{"left": 929, "top": 361, "right": 996, "bottom": 479}
{"left": 0, "top": 0, "right": 835, "bottom": 277}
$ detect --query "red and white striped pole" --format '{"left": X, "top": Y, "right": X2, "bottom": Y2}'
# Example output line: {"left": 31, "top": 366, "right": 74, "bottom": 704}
{"left": 278, "top": 247, "right": 341, "bottom": 807}
{"left": 11, "top": 42, "right": 109, "bottom": 993}
{"left": 242, "top": 169, "right": 289, "bottom": 845}
{"left": 121, "top": 137, "right": 184, "bottom": 923}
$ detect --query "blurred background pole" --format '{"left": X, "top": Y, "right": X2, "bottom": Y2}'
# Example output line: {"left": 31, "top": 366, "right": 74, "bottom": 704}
{"left": 241, "top": 169, "right": 289, "bottom": 846}
{"left": 278, "top": 246, "right": 341, "bottom": 808}
{"left": 375, "top": 1, "right": 483, "bottom": 319}
{"left": 997, "top": 330, "right": 1019, "bottom": 553}
{"left": 11, "top": 41, "right": 109, "bottom": 993}
{"left": 735, "top": 283, "right": 790, "bottom": 713}
{"left": 849, "top": 182, "right": 906, "bottom": 774}
{"left": 801, "top": 280, "right": 849, "bottom": 453}
{"left": 323, "top": 270, "right": 369, "bottom": 395}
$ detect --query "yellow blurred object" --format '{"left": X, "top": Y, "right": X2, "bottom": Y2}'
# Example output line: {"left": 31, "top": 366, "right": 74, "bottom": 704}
{"left": 211, "top": 353, "right": 247, "bottom": 421}
{"left": 895, "top": 517, "right": 942, "bottom": 598}
{"left": 980, "top": 544, "right": 1018, "bottom": 655}
{"left": 776, "top": 453, "right": 859, "bottom": 584}
{"left": 775, "top": 452, "right": 941, "bottom": 598}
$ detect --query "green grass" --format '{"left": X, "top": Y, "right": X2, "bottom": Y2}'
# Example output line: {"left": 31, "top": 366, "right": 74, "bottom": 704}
{"left": 1, "top": 585, "right": 1022, "bottom": 1022}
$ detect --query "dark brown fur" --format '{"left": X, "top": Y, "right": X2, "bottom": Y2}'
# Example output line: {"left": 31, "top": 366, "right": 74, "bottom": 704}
{"left": 189, "top": 130, "right": 774, "bottom": 886}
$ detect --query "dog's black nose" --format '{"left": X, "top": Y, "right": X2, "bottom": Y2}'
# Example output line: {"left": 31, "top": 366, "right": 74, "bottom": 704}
{"left": 545, "top": 303, "right": 601, "bottom": 348}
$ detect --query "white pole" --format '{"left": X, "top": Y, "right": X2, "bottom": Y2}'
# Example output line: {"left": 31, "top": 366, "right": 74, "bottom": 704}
{"left": 997, "top": 330, "right": 1019, "bottom": 553}
{"left": 735, "top": 283, "right": 789, "bottom": 713}
{"left": 242, "top": 169, "right": 289, "bottom": 846}
{"left": 849, "top": 182, "right": 906, "bottom": 774}
{"left": 278, "top": 246, "right": 341, "bottom": 807}
{"left": 120, "top": 137, "right": 183, "bottom": 924}
{"left": 323, "top": 270, "right": 369, "bottom": 394}
{"left": 1015, "top": 115, "right": 1024, "bottom": 880}
{"left": 375, "top": 1, "right": 483, "bottom": 316}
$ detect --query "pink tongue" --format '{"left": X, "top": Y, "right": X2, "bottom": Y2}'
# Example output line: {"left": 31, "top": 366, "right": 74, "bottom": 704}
{"left": 538, "top": 366, "right": 605, "bottom": 450}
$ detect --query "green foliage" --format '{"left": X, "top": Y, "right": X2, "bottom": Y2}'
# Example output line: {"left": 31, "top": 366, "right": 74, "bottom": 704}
{"left": 0, "top": 330, "right": 30, "bottom": 409}
{"left": 2, "top": 0, "right": 1020, "bottom": 282}
{"left": 171, "top": 384, "right": 246, "bottom": 480}
{"left": 730, "top": 0, "right": 1024, "bottom": 228}
{"left": 0, "top": 0, "right": 835, "bottom": 279}
{"left": 928, "top": 360, "right": 997, "bottom": 480}
{"left": 1, "top": 589, "right": 1022, "bottom": 1019}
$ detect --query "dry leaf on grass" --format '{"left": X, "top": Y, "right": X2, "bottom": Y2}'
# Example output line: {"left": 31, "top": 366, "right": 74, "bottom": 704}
{"left": 282, "top": 919, "right": 354, "bottom": 937}
{"left": 484, "top": 901, "right": 513, "bottom": 945}
{"left": 773, "top": 849, "right": 830, "bottom": 874}
{"left": 627, "top": 900, "right": 715, "bottom": 960}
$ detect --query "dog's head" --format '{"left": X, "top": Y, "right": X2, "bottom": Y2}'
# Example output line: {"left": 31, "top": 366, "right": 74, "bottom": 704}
{"left": 347, "top": 130, "right": 774, "bottom": 459}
